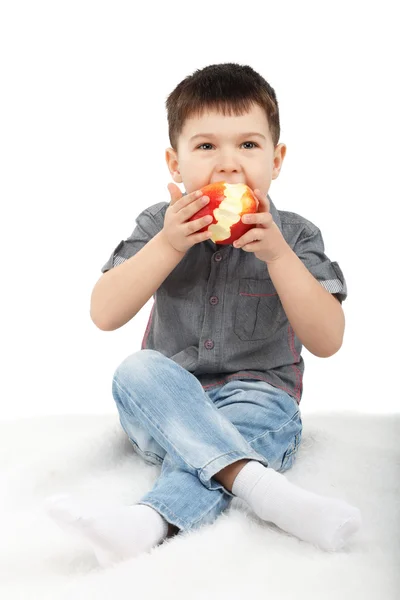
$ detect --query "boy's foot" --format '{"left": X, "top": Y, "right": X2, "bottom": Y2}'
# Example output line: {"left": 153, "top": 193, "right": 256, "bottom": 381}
{"left": 43, "top": 494, "right": 169, "bottom": 567}
{"left": 231, "top": 460, "right": 362, "bottom": 551}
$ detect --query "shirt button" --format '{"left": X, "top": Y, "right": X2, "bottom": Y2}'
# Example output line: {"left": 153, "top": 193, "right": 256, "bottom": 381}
{"left": 209, "top": 296, "right": 219, "bottom": 305}
{"left": 214, "top": 253, "right": 222, "bottom": 262}
{"left": 204, "top": 339, "right": 214, "bottom": 350}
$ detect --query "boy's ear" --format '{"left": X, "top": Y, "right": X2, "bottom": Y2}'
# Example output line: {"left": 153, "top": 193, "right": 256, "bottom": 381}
{"left": 272, "top": 143, "right": 287, "bottom": 179}
{"left": 165, "top": 148, "right": 182, "bottom": 183}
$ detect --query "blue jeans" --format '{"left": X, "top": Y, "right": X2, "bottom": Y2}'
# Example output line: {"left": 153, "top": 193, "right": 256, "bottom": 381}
{"left": 112, "top": 349, "right": 302, "bottom": 532}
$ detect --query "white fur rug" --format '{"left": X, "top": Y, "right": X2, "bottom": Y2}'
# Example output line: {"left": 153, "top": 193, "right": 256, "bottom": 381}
{"left": 1, "top": 412, "right": 399, "bottom": 599}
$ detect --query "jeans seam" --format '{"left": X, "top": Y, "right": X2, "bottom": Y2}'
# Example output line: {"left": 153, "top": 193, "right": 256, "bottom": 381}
{"left": 247, "top": 410, "right": 301, "bottom": 446}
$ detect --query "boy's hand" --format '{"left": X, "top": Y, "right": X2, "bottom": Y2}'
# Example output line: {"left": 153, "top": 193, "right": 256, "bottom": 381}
{"left": 162, "top": 183, "right": 213, "bottom": 253}
{"left": 232, "top": 189, "right": 290, "bottom": 264}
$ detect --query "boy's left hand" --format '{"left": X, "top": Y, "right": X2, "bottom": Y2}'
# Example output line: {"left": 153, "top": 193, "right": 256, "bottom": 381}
{"left": 233, "top": 189, "right": 290, "bottom": 264}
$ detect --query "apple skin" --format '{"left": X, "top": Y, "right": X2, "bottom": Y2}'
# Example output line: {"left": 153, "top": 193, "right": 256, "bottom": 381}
{"left": 189, "top": 181, "right": 259, "bottom": 245}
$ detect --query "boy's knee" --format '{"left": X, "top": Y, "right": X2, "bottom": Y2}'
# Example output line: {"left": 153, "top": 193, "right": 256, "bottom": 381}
{"left": 113, "top": 349, "right": 165, "bottom": 382}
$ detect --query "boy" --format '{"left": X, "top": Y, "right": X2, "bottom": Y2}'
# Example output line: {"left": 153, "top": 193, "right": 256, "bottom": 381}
{"left": 45, "top": 63, "right": 362, "bottom": 568}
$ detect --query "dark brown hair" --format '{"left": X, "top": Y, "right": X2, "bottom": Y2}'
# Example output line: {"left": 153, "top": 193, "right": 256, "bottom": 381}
{"left": 166, "top": 63, "right": 280, "bottom": 152}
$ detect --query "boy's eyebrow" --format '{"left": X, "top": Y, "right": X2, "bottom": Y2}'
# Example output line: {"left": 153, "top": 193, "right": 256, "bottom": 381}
{"left": 189, "top": 132, "right": 266, "bottom": 142}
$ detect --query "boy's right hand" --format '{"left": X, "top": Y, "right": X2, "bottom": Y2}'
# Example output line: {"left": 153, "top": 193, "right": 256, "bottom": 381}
{"left": 162, "top": 183, "right": 214, "bottom": 253}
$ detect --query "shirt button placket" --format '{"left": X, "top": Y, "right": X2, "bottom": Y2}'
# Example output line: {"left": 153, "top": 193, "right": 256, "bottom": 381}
{"left": 203, "top": 251, "right": 223, "bottom": 356}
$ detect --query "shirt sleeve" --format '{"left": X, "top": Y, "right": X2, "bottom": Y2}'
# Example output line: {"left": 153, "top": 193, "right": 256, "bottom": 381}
{"left": 100, "top": 209, "right": 162, "bottom": 273}
{"left": 294, "top": 225, "right": 348, "bottom": 303}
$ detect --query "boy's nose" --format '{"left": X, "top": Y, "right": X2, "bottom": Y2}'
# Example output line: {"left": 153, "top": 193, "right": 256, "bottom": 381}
{"left": 216, "top": 163, "right": 242, "bottom": 177}
{"left": 216, "top": 151, "right": 241, "bottom": 169}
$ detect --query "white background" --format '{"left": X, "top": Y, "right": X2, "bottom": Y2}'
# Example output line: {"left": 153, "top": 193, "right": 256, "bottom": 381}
{"left": 1, "top": 1, "right": 399, "bottom": 421}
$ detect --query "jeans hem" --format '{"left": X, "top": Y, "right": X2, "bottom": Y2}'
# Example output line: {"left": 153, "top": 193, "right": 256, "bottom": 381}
{"left": 199, "top": 449, "right": 269, "bottom": 493}
{"left": 137, "top": 495, "right": 231, "bottom": 532}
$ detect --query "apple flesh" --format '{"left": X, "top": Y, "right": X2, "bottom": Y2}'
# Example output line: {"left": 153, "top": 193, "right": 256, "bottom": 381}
{"left": 189, "top": 181, "right": 259, "bottom": 245}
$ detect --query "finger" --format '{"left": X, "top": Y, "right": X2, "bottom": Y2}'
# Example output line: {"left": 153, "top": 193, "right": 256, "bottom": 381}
{"left": 170, "top": 188, "right": 205, "bottom": 214}
{"left": 177, "top": 194, "right": 210, "bottom": 221}
{"left": 241, "top": 240, "right": 263, "bottom": 252}
{"left": 190, "top": 228, "right": 213, "bottom": 244}
{"left": 234, "top": 229, "right": 265, "bottom": 248}
{"left": 254, "top": 189, "right": 270, "bottom": 213}
{"left": 241, "top": 212, "right": 273, "bottom": 227}
{"left": 185, "top": 214, "right": 213, "bottom": 235}
{"left": 167, "top": 182, "right": 183, "bottom": 205}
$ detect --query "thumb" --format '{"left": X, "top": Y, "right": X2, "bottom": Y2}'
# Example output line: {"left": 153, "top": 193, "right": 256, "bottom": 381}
{"left": 167, "top": 182, "right": 182, "bottom": 205}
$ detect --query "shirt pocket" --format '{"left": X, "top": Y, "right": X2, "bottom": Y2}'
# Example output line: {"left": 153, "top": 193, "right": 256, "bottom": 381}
{"left": 234, "top": 278, "right": 283, "bottom": 341}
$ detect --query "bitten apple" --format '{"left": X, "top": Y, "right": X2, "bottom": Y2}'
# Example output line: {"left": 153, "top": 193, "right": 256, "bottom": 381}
{"left": 189, "top": 181, "right": 259, "bottom": 245}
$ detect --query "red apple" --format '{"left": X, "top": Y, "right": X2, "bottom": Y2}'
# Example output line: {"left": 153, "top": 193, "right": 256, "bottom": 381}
{"left": 189, "top": 181, "right": 259, "bottom": 245}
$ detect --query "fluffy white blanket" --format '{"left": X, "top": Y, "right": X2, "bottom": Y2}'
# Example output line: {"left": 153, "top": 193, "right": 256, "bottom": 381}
{"left": 1, "top": 412, "right": 399, "bottom": 599}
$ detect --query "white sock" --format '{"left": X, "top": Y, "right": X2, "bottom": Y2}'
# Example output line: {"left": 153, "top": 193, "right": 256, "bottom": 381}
{"left": 44, "top": 493, "right": 169, "bottom": 567}
{"left": 232, "top": 460, "right": 362, "bottom": 551}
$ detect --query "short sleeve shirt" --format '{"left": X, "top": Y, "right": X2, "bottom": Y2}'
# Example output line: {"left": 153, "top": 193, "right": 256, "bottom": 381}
{"left": 101, "top": 195, "right": 347, "bottom": 404}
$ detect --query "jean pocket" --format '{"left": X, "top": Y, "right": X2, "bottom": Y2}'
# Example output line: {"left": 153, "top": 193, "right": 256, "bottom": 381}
{"left": 117, "top": 409, "right": 166, "bottom": 466}
{"left": 127, "top": 436, "right": 165, "bottom": 466}
{"left": 280, "top": 430, "right": 302, "bottom": 472}
{"left": 234, "top": 278, "right": 283, "bottom": 341}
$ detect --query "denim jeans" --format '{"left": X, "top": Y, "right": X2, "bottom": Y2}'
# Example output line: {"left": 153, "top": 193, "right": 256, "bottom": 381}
{"left": 112, "top": 349, "right": 302, "bottom": 532}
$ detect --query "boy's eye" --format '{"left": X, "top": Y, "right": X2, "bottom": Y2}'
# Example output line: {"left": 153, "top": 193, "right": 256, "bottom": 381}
{"left": 197, "top": 142, "right": 259, "bottom": 150}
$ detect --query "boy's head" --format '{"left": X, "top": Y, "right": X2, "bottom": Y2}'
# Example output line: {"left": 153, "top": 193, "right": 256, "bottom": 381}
{"left": 165, "top": 63, "right": 286, "bottom": 198}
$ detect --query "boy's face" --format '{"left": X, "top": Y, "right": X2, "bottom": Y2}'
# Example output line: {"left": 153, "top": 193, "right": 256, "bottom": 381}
{"left": 165, "top": 103, "right": 286, "bottom": 197}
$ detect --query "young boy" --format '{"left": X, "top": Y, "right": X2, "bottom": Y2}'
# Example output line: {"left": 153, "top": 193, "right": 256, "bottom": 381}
{"left": 45, "top": 63, "right": 362, "bottom": 568}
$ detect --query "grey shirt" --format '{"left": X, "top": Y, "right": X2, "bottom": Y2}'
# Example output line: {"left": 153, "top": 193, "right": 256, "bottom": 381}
{"left": 101, "top": 195, "right": 347, "bottom": 404}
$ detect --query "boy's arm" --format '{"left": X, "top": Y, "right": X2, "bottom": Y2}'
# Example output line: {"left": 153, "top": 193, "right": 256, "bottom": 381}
{"left": 90, "top": 230, "right": 185, "bottom": 331}
{"left": 267, "top": 246, "right": 345, "bottom": 358}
